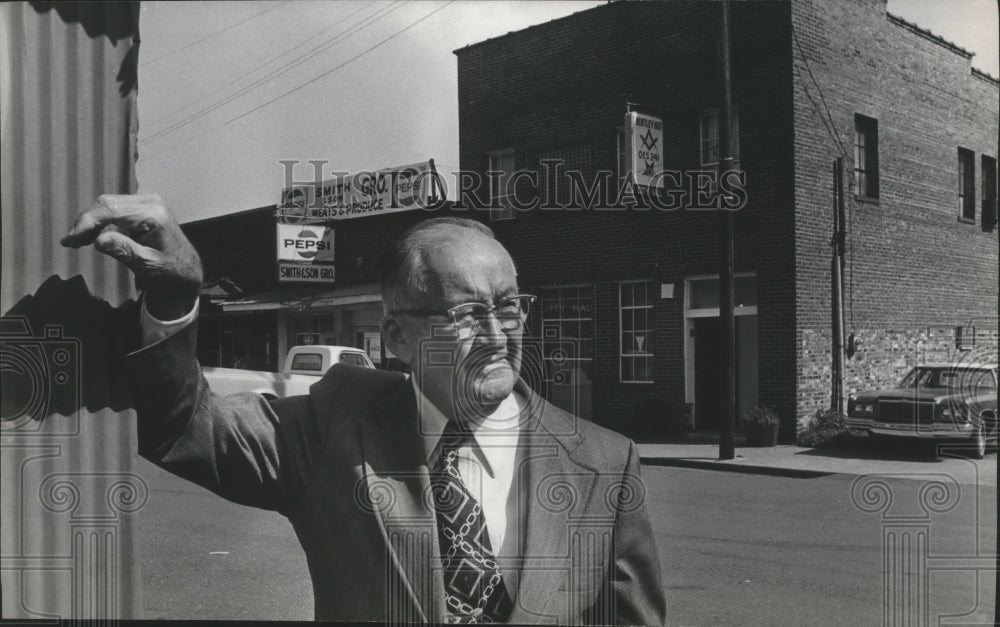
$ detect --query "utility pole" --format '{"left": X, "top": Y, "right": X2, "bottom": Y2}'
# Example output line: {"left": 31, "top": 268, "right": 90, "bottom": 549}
{"left": 718, "top": 0, "right": 736, "bottom": 460}
{"left": 831, "top": 158, "right": 846, "bottom": 413}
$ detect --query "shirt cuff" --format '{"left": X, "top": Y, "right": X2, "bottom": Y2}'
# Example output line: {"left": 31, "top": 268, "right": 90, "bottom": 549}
{"left": 140, "top": 297, "right": 199, "bottom": 347}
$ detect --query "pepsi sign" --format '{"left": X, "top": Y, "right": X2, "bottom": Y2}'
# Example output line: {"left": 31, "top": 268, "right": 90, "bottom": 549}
{"left": 276, "top": 223, "right": 336, "bottom": 283}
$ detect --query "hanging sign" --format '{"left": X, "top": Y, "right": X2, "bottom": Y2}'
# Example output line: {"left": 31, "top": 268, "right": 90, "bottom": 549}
{"left": 627, "top": 112, "right": 663, "bottom": 188}
{"left": 276, "top": 223, "right": 335, "bottom": 283}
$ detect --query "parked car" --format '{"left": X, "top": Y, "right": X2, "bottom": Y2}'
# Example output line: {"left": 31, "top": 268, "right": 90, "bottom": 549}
{"left": 204, "top": 345, "right": 375, "bottom": 399}
{"left": 846, "top": 363, "right": 998, "bottom": 458}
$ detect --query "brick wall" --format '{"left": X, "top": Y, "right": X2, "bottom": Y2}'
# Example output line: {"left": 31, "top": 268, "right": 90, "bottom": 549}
{"left": 456, "top": 1, "right": 799, "bottom": 439}
{"left": 799, "top": 326, "right": 999, "bottom": 412}
{"left": 791, "top": 0, "right": 999, "bottom": 430}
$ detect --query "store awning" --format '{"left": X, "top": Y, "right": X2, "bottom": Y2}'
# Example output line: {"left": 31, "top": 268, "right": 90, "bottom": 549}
{"left": 219, "top": 282, "right": 382, "bottom": 312}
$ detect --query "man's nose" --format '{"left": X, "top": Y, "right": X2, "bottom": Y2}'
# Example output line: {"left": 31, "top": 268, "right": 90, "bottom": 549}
{"left": 473, "top": 313, "right": 507, "bottom": 345}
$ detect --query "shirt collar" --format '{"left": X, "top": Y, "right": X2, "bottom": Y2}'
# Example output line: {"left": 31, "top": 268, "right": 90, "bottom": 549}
{"left": 411, "top": 376, "right": 521, "bottom": 477}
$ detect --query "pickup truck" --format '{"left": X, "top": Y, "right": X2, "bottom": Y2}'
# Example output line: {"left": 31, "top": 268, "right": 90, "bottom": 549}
{"left": 846, "top": 363, "right": 998, "bottom": 459}
{"left": 203, "top": 345, "right": 375, "bottom": 399}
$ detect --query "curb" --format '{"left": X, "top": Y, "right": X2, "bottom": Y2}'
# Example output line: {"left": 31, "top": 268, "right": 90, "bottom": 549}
{"left": 639, "top": 456, "right": 833, "bottom": 478}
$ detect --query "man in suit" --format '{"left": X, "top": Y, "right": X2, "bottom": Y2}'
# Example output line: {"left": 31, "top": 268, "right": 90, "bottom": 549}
{"left": 62, "top": 194, "right": 666, "bottom": 624}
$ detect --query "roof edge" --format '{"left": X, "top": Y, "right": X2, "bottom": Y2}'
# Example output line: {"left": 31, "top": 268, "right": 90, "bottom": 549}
{"left": 886, "top": 12, "right": 973, "bottom": 60}
{"left": 971, "top": 67, "right": 1000, "bottom": 87}
{"left": 182, "top": 204, "right": 276, "bottom": 227}
{"left": 453, "top": 1, "right": 611, "bottom": 56}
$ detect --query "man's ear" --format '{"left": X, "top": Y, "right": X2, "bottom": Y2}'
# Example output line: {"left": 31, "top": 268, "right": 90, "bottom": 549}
{"left": 381, "top": 315, "right": 414, "bottom": 366}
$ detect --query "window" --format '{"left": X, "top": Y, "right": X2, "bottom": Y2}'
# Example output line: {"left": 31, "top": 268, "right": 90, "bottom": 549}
{"left": 900, "top": 366, "right": 996, "bottom": 391}
{"left": 488, "top": 150, "right": 515, "bottom": 221}
{"left": 288, "top": 313, "right": 336, "bottom": 346}
{"left": 688, "top": 274, "right": 757, "bottom": 310}
{"left": 982, "top": 155, "right": 997, "bottom": 231}
{"left": 958, "top": 148, "right": 975, "bottom": 222}
{"left": 854, "top": 115, "right": 879, "bottom": 201}
{"left": 291, "top": 353, "right": 323, "bottom": 372}
{"left": 620, "top": 281, "right": 653, "bottom": 383}
{"left": 700, "top": 108, "right": 741, "bottom": 168}
{"left": 540, "top": 285, "right": 594, "bottom": 361}
{"left": 339, "top": 352, "right": 368, "bottom": 367}
{"left": 539, "top": 285, "right": 595, "bottom": 391}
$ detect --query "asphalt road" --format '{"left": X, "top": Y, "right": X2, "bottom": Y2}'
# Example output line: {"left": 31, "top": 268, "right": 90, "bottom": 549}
{"left": 646, "top": 466, "right": 996, "bottom": 626}
{"left": 136, "top": 457, "right": 312, "bottom": 620}
{"left": 135, "top": 458, "right": 996, "bottom": 625}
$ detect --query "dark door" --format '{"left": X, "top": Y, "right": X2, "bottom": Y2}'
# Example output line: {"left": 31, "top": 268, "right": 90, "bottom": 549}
{"left": 694, "top": 317, "right": 721, "bottom": 430}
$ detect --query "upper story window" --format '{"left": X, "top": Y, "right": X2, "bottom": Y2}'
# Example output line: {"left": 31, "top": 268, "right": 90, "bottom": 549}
{"left": 982, "top": 155, "right": 997, "bottom": 232}
{"left": 700, "top": 107, "right": 741, "bottom": 168}
{"left": 958, "top": 147, "right": 975, "bottom": 222}
{"left": 854, "top": 114, "right": 879, "bottom": 201}
{"left": 488, "top": 149, "right": 515, "bottom": 221}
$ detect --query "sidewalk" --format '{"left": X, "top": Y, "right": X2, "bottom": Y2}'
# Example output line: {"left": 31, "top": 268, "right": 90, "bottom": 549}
{"left": 638, "top": 436, "right": 997, "bottom": 486}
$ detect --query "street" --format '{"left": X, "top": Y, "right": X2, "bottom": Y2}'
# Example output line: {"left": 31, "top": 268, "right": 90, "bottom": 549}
{"left": 647, "top": 464, "right": 996, "bottom": 626}
{"left": 135, "top": 457, "right": 996, "bottom": 625}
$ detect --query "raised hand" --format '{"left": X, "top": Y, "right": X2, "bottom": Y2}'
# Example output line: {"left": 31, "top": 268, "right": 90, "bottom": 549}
{"left": 61, "top": 194, "right": 203, "bottom": 320}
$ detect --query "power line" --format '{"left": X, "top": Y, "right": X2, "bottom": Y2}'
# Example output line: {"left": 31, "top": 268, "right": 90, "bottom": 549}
{"left": 143, "top": 0, "right": 378, "bottom": 128}
{"left": 227, "top": 1, "right": 455, "bottom": 126}
{"left": 140, "top": 2, "right": 290, "bottom": 67}
{"left": 791, "top": 22, "right": 849, "bottom": 160}
{"left": 791, "top": 23, "right": 858, "bottom": 338}
{"left": 142, "top": 2, "right": 398, "bottom": 144}
{"left": 142, "top": 2, "right": 403, "bottom": 146}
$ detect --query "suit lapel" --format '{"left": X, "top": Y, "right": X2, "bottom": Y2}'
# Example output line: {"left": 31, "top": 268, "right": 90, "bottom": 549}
{"left": 359, "top": 380, "right": 444, "bottom": 623}
{"left": 508, "top": 390, "right": 594, "bottom": 624}
{"left": 356, "top": 379, "right": 596, "bottom": 623}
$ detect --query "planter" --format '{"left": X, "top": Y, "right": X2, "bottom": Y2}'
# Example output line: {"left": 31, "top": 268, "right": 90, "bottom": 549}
{"left": 744, "top": 422, "right": 779, "bottom": 447}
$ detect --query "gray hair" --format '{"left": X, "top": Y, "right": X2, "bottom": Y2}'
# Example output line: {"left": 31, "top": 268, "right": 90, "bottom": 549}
{"left": 379, "top": 217, "right": 501, "bottom": 314}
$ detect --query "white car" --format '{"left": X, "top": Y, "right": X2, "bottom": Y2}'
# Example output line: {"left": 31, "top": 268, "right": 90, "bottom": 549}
{"left": 204, "top": 345, "right": 375, "bottom": 399}
{"left": 284, "top": 345, "right": 375, "bottom": 375}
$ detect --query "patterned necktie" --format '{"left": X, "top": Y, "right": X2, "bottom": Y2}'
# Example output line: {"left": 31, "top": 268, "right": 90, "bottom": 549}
{"left": 431, "top": 421, "right": 514, "bottom": 624}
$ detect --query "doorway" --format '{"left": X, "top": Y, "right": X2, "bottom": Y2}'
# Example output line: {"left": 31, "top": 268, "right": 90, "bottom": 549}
{"left": 694, "top": 318, "right": 722, "bottom": 430}
{"left": 693, "top": 315, "right": 758, "bottom": 430}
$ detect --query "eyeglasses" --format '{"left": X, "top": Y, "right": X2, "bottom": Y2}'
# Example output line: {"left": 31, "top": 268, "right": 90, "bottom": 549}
{"left": 393, "top": 294, "right": 536, "bottom": 338}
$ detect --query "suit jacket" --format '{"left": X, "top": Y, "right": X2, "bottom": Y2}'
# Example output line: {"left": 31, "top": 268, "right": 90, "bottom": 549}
{"left": 128, "top": 323, "right": 666, "bottom": 625}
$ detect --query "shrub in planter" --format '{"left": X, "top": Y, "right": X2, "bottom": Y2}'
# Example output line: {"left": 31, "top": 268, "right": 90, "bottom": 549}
{"left": 797, "top": 408, "right": 848, "bottom": 448}
{"left": 741, "top": 406, "right": 780, "bottom": 446}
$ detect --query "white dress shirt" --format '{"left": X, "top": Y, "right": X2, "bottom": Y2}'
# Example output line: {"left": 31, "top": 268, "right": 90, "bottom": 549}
{"left": 140, "top": 297, "right": 199, "bottom": 346}
{"left": 413, "top": 378, "right": 521, "bottom": 555}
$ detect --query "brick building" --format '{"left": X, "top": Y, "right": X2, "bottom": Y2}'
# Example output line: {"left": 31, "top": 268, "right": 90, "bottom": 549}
{"left": 186, "top": 0, "right": 997, "bottom": 443}
{"left": 451, "top": 0, "right": 998, "bottom": 440}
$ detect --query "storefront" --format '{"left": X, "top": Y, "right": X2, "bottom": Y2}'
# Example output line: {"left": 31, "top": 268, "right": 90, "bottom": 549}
{"left": 196, "top": 310, "right": 279, "bottom": 371}
{"left": 186, "top": 160, "right": 445, "bottom": 373}
{"left": 216, "top": 282, "right": 388, "bottom": 370}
